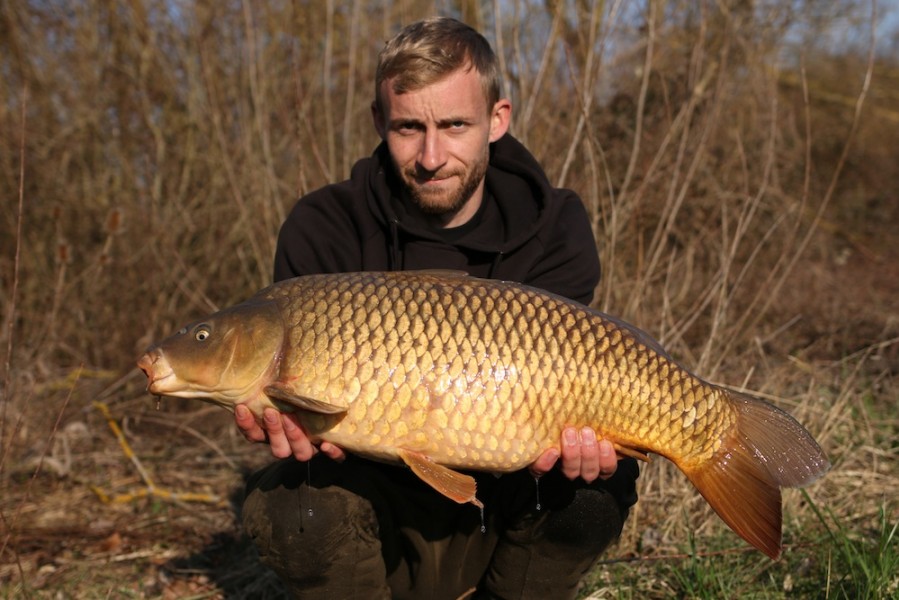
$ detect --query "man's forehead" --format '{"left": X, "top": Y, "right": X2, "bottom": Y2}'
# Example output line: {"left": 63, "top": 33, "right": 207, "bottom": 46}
{"left": 379, "top": 67, "right": 489, "bottom": 117}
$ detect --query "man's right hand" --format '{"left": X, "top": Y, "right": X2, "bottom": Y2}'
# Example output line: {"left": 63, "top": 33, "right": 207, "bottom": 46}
{"left": 235, "top": 405, "right": 346, "bottom": 462}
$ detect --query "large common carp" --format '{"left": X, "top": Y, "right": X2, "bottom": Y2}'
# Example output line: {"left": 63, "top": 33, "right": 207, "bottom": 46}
{"left": 138, "top": 270, "right": 829, "bottom": 559}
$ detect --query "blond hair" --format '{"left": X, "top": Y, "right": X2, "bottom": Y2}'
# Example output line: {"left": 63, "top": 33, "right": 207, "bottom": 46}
{"left": 375, "top": 17, "right": 501, "bottom": 113}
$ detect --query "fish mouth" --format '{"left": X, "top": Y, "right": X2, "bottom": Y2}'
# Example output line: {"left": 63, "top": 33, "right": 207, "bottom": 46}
{"left": 137, "top": 351, "right": 176, "bottom": 394}
{"left": 146, "top": 370, "right": 175, "bottom": 393}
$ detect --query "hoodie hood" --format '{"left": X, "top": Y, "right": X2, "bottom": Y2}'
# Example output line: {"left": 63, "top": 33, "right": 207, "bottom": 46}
{"left": 274, "top": 130, "right": 600, "bottom": 305}
{"left": 365, "top": 134, "right": 558, "bottom": 258}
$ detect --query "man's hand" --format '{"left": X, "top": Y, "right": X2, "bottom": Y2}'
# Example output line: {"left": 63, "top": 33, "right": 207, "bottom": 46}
{"left": 235, "top": 405, "right": 345, "bottom": 462}
{"left": 529, "top": 426, "right": 617, "bottom": 483}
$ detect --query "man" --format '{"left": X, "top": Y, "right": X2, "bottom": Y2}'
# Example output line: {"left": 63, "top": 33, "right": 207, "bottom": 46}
{"left": 236, "top": 17, "right": 639, "bottom": 599}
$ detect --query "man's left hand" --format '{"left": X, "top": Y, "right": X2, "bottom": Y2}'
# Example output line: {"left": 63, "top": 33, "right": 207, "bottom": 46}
{"left": 529, "top": 426, "right": 617, "bottom": 483}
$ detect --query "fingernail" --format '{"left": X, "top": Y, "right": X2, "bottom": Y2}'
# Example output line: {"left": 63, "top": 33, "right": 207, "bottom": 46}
{"left": 264, "top": 410, "right": 278, "bottom": 424}
{"left": 564, "top": 428, "right": 578, "bottom": 446}
{"left": 581, "top": 427, "right": 596, "bottom": 446}
{"left": 282, "top": 416, "right": 295, "bottom": 430}
{"left": 599, "top": 440, "right": 612, "bottom": 456}
{"left": 235, "top": 405, "right": 247, "bottom": 418}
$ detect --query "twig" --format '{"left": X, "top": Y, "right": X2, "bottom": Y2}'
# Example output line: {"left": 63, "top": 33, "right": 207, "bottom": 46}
{"left": 2, "top": 84, "right": 28, "bottom": 457}
{"left": 92, "top": 401, "right": 225, "bottom": 506}
{"left": 0, "top": 87, "right": 30, "bottom": 593}
{"left": 322, "top": 0, "right": 336, "bottom": 178}
{"left": 138, "top": 412, "right": 239, "bottom": 471}
{"left": 616, "top": 0, "right": 655, "bottom": 204}
{"left": 735, "top": 0, "right": 879, "bottom": 344}
{"left": 340, "top": 0, "right": 362, "bottom": 177}
{"left": 0, "top": 365, "right": 76, "bottom": 595}
{"left": 54, "top": 548, "right": 181, "bottom": 566}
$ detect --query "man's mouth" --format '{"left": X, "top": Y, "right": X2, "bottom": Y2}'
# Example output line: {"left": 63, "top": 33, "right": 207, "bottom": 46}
{"left": 412, "top": 175, "right": 458, "bottom": 195}
{"left": 407, "top": 168, "right": 459, "bottom": 184}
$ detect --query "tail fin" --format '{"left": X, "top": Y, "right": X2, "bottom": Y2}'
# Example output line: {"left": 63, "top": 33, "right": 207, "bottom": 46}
{"left": 681, "top": 390, "right": 830, "bottom": 559}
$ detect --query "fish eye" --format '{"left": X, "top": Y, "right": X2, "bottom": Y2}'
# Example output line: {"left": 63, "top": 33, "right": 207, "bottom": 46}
{"left": 194, "top": 325, "right": 211, "bottom": 342}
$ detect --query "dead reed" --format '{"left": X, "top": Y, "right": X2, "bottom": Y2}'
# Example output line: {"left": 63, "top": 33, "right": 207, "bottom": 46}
{"left": 1, "top": 1, "right": 896, "bottom": 597}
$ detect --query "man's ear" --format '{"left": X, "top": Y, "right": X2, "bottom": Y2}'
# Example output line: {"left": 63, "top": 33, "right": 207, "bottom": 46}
{"left": 488, "top": 99, "right": 512, "bottom": 143}
{"left": 371, "top": 100, "right": 386, "bottom": 140}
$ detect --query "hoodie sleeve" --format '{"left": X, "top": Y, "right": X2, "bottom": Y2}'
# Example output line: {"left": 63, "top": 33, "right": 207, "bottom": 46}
{"left": 526, "top": 191, "right": 601, "bottom": 306}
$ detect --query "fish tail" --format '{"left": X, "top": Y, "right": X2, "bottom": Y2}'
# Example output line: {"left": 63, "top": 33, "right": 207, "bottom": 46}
{"left": 680, "top": 390, "right": 830, "bottom": 559}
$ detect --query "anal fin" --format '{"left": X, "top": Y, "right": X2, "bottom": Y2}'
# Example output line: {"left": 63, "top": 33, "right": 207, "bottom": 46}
{"left": 397, "top": 449, "right": 483, "bottom": 509}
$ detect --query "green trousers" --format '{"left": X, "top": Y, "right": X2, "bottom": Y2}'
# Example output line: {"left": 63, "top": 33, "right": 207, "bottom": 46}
{"left": 242, "top": 455, "right": 638, "bottom": 599}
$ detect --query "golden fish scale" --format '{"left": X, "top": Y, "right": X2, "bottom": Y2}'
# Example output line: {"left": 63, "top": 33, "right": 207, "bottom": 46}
{"left": 262, "top": 272, "right": 736, "bottom": 471}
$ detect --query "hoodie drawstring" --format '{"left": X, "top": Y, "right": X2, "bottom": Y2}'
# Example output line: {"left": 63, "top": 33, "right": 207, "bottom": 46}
{"left": 389, "top": 218, "right": 401, "bottom": 271}
{"left": 487, "top": 251, "right": 504, "bottom": 279}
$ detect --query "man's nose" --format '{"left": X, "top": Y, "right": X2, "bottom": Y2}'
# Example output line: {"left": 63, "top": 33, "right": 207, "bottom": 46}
{"left": 417, "top": 129, "right": 447, "bottom": 172}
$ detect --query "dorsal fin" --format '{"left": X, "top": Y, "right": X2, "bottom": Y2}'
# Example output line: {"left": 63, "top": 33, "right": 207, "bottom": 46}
{"left": 412, "top": 269, "right": 470, "bottom": 278}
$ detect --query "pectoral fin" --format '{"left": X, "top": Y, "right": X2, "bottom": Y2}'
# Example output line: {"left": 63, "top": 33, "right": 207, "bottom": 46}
{"left": 397, "top": 449, "right": 483, "bottom": 509}
{"left": 264, "top": 382, "right": 348, "bottom": 414}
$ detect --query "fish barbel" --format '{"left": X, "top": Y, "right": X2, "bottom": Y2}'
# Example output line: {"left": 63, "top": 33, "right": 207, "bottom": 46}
{"left": 137, "top": 271, "right": 829, "bottom": 558}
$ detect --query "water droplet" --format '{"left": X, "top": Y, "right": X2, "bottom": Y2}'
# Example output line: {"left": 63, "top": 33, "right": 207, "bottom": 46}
{"left": 305, "top": 461, "right": 314, "bottom": 517}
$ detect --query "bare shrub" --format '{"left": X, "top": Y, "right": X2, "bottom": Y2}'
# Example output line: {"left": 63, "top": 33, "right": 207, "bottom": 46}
{"left": 0, "top": 0, "right": 895, "bottom": 596}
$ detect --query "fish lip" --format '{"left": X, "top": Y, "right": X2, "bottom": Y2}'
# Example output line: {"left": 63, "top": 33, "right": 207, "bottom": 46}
{"left": 145, "top": 369, "right": 175, "bottom": 393}
{"left": 138, "top": 350, "right": 175, "bottom": 393}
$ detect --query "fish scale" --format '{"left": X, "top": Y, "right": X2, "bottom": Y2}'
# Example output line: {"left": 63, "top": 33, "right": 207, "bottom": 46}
{"left": 258, "top": 271, "right": 731, "bottom": 471}
{"left": 138, "top": 270, "right": 829, "bottom": 559}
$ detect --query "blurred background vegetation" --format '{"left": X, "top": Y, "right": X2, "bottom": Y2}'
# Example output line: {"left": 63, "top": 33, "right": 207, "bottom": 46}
{"left": 1, "top": 0, "right": 896, "bottom": 597}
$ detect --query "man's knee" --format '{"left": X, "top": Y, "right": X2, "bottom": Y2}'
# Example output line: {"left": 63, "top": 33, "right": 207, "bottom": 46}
{"left": 242, "top": 459, "right": 389, "bottom": 598}
{"left": 542, "top": 458, "right": 638, "bottom": 553}
{"left": 541, "top": 486, "right": 626, "bottom": 554}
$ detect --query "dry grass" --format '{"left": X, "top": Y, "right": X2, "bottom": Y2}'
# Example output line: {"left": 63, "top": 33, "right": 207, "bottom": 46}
{"left": 1, "top": 1, "right": 897, "bottom": 598}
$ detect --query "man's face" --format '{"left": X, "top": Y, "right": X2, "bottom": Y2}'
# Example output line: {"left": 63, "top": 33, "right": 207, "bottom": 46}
{"left": 373, "top": 66, "right": 510, "bottom": 227}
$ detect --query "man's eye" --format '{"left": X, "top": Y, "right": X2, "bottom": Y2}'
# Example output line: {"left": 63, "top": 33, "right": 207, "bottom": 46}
{"left": 445, "top": 121, "right": 470, "bottom": 133}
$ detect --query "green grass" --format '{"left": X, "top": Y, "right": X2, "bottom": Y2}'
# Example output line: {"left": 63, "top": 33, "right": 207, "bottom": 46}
{"left": 2, "top": 1, "right": 897, "bottom": 597}
{"left": 580, "top": 498, "right": 898, "bottom": 600}
{"left": 808, "top": 497, "right": 898, "bottom": 600}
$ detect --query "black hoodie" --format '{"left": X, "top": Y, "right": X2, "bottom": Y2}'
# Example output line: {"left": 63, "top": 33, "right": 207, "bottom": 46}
{"left": 273, "top": 134, "right": 601, "bottom": 305}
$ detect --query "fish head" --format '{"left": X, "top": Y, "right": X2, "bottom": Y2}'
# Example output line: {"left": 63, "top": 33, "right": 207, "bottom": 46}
{"left": 137, "top": 298, "right": 284, "bottom": 409}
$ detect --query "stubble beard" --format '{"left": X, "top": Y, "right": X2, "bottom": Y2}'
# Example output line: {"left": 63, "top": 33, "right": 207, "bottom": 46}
{"left": 403, "top": 152, "right": 489, "bottom": 217}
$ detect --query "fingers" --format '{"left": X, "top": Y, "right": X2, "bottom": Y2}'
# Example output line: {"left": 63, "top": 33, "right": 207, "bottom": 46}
{"left": 560, "top": 427, "right": 588, "bottom": 481}
{"left": 234, "top": 405, "right": 320, "bottom": 462}
{"left": 235, "top": 404, "right": 267, "bottom": 443}
{"left": 319, "top": 441, "right": 347, "bottom": 463}
{"left": 597, "top": 439, "right": 617, "bottom": 480}
{"left": 528, "top": 448, "right": 561, "bottom": 478}
{"left": 260, "top": 408, "right": 290, "bottom": 458}
{"left": 268, "top": 409, "right": 318, "bottom": 461}
{"left": 559, "top": 427, "right": 618, "bottom": 483}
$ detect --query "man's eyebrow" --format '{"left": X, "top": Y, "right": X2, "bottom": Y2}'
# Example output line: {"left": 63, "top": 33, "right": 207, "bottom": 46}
{"left": 437, "top": 116, "right": 470, "bottom": 125}
{"left": 388, "top": 115, "right": 472, "bottom": 127}
{"left": 388, "top": 117, "right": 423, "bottom": 127}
